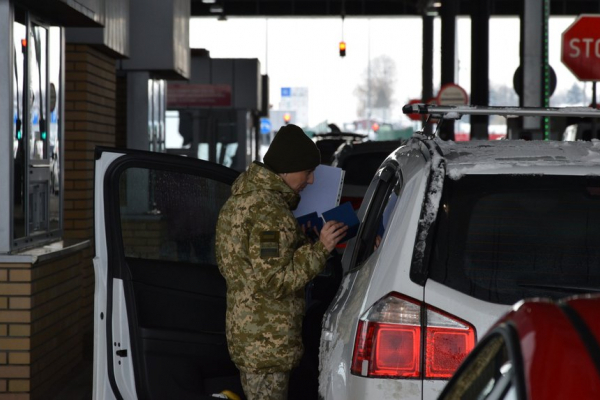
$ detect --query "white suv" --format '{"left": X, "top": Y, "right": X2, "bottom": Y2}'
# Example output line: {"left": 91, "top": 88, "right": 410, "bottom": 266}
{"left": 318, "top": 105, "right": 600, "bottom": 400}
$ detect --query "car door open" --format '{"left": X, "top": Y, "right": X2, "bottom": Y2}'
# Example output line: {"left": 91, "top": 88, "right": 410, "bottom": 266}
{"left": 93, "top": 147, "right": 240, "bottom": 400}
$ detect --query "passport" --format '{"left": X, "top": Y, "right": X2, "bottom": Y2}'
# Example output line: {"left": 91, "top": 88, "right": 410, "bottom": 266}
{"left": 321, "top": 201, "right": 360, "bottom": 242}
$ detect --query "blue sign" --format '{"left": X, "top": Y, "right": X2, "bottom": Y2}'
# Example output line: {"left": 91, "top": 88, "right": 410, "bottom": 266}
{"left": 281, "top": 87, "right": 291, "bottom": 97}
{"left": 260, "top": 117, "right": 272, "bottom": 135}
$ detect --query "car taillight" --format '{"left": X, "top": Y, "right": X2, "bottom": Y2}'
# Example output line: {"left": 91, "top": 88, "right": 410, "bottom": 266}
{"left": 351, "top": 292, "right": 475, "bottom": 379}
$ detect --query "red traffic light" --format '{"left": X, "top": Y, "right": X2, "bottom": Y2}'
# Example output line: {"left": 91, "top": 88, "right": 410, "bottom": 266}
{"left": 372, "top": 122, "right": 380, "bottom": 132}
{"left": 339, "top": 41, "right": 346, "bottom": 57}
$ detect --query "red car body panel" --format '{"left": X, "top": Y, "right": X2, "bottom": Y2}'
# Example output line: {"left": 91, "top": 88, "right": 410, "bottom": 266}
{"left": 495, "top": 297, "right": 600, "bottom": 400}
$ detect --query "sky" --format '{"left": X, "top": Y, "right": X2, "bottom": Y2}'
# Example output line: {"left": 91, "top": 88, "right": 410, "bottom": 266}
{"left": 190, "top": 16, "right": 586, "bottom": 128}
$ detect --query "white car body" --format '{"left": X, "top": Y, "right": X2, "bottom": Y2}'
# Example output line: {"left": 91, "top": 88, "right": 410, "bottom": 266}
{"left": 319, "top": 137, "right": 600, "bottom": 400}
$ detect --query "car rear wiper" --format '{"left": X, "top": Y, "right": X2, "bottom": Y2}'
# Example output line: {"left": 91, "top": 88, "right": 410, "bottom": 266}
{"left": 517, "top": 283, "right": 600, "bottom": 294}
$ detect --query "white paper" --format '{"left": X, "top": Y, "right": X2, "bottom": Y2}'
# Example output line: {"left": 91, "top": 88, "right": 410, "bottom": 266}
{"left": 293, "top": 164, "right": 345, "bottom": 218}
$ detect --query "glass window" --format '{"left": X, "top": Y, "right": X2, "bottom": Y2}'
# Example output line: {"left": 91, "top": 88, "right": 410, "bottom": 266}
{"left": 119, "top": 167, "right": 231, "bottom": 264}
{"left": 48, "top": 27, "right": 61, "bottom": 232}
{"left": 29, "top": 24, "right": 48, "bottom": 161}
{"left": 11, "top": 9, "right": 63, "bottom": 249}
{"left": 429, "top": 175, "right": 600, "bottom": 305}
{"left": 148, "top": 79, "right": 166, "bottom": 153}
{"left": 350, "top": 165, "right": 402, "bottom": 270}
{"left": 13, "top": 16, "right": 26, "bottom": 240}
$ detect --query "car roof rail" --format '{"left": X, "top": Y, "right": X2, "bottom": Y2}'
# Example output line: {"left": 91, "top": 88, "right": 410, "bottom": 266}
{"left": 402, "top": 103, "right": 600, "bottom": 119}
{"left": 402, "top": 103, "right": 600, "bottom": 139}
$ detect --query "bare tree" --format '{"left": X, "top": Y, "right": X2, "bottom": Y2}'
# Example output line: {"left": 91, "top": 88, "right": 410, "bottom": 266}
{"left": 354, "top": 55, "right": 397, "bottom": 119}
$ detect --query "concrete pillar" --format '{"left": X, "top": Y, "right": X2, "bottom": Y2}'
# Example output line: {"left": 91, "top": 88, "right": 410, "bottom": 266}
{"left": 126, "top": 71, "right": 151, "bottom": 151}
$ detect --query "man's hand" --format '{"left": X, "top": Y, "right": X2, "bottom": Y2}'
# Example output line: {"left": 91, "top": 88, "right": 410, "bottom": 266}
{"left": 319, "top": 220, "right": 348, "bottom": 252}
{"left": 301, "top": 221, "right": 319, "bottom": 243}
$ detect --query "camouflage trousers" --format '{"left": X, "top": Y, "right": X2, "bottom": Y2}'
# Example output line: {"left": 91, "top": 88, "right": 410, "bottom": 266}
{"left": 240, "top": 371, "right": 290, "bottom": 400}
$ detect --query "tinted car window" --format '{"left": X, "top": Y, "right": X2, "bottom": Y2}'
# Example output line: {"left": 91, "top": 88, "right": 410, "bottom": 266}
{"left": 119, "top": 167, "right": 231, "bottom": 264}
{"left": 351, "top": 165, "right": 402, "bottom": 269}
{"left": 429, "top": 175, "right": 600, "bottom": 305}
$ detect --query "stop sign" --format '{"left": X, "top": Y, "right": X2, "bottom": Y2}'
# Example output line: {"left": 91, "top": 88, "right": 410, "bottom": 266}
{"left": 562, "top": 15, "right": 600, "bottom": 81}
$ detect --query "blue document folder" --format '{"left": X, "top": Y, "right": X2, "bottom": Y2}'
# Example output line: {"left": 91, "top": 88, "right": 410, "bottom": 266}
{"left": 296, "top": 212, "right": 324, "bottom": 241}
{"left": 322, "top": 201, "right": 360, "bottom": 242}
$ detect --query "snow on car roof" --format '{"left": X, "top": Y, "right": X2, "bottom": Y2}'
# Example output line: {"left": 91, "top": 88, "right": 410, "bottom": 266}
{"left": 434, "top": 138, "right": 600, "bottom": 179}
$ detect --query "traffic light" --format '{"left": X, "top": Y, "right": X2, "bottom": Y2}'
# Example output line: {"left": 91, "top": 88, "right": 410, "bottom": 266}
{"left": 283, "top": 112, "right": 291, "bottom": 125}
{"left": 339, "top": 41, "right": 346, "bottom": 57}
{"left": 372, "top": 122, "right": 380, "bottom": 132}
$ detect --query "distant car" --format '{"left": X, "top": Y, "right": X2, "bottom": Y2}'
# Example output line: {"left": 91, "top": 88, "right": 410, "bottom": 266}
{"left": 332, "top": 140, "right": 403, "bottom": 210}
{"left": 439, "top": 294, "right": 600, "bottom": 400}
{"left": 562, "top": 117, "right": 600, "bottom": 141}
{"left": 312, "top": 132, "right": 367, "bottom": 165}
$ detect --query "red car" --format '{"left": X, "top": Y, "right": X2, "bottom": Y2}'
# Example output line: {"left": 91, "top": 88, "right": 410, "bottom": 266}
{"left": 439, "top": 294, "right": 600, "bottom": 400}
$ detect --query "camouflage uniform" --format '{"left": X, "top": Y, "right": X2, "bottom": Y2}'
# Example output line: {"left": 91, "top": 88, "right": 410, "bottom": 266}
{"left": 240, "top": 371, "right": 289, "bottom": 400}
{"left": 216, "top": 162, "right": 330, "bottom": 377}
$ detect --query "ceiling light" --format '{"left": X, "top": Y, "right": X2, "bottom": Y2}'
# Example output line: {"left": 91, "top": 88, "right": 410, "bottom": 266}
{"left": 433, "top": 2, "right": 442, "bottom": 7}
{"left": 202, "top": 0, "right": 216, "bottom": 3}
{"left": 210, "top": 5, "right": 223, "bottom": 13}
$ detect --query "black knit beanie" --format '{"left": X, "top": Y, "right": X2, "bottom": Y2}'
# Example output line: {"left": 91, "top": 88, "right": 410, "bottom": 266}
{"left": 263, "top": 124, "right": 321, "bottom": 173}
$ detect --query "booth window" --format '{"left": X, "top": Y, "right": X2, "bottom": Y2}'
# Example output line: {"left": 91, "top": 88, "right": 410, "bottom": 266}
{"left": 12, "top": 8, "right": 63, "bottom": 250}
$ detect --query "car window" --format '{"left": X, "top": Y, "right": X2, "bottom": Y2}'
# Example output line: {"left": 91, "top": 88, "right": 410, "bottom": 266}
{"left": 118, "top": 167, "right": 231, "bottom": 264}
{"left": 442, "top": 334, "right": 514, "bottom": 400}
{"left": 350, "top": 164, "right": 402, "bottom": 269}
{"left": 429, "top": 175, "right": 600, "bottom": 305}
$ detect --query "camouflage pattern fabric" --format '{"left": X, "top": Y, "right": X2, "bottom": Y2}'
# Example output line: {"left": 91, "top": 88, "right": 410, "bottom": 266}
{"left": 216, "top": 162, "right": 330, "bottom": 373}
{"left": 240, "top": 371, "right": 289, "bottom": 400}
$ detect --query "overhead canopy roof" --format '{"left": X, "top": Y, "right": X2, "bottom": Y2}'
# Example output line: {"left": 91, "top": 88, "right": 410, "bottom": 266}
{"left": 191, "top": 0, "right": 600, "bottom": 17}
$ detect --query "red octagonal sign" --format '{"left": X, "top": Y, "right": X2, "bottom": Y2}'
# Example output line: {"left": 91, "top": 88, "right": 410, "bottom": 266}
{"left": 562, "top": 15, "right": 600, "bottom": 81}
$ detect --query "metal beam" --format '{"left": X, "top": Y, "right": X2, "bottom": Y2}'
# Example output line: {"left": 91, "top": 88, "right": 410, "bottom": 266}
{"left": 470, "top": 0, "right": 490, "bottom": 140}
{"left": 190, "top": 0, "right": 600, "bottom": 17}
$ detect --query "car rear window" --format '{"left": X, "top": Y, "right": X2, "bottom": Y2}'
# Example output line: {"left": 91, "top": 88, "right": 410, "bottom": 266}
{"left": 429, "top": 175, "right": 600, "bottom": 305}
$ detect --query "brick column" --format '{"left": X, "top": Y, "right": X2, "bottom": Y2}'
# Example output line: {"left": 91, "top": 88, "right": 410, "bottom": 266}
{"left": 62, "top": 43, "right": 118, "bottom": 396}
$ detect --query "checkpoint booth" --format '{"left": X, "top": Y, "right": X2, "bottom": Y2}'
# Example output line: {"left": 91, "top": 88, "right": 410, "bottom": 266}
{"left": 166, "top": 49, "right": 269, "bottom": 172}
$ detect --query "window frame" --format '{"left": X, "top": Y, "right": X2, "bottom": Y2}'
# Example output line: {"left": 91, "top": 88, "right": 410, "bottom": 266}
{"left": 347, "top": 160, "right": 403, "bottom": 273}
{"left": 6, "top": 6, "right": 64, "bottom": 252}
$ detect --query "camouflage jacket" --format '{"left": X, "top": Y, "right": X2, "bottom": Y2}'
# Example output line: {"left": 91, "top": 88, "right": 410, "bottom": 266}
{"left": 216, "top": 162, "right": 330, "bottom": 373}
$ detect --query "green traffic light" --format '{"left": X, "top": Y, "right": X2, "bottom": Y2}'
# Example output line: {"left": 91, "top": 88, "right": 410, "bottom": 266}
{"left": 17, "top": 131, "right": 22, "bottom": 140}
{"left": 41, "top": 131, "right": 47, "bottom": 140}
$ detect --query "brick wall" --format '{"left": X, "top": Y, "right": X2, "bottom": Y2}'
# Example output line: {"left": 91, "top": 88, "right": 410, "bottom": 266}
{"left": 0, "top": 262, "right": 31, "bottom": 399}
{"left": 64, "top": 44, "right": 117, "bottom": 242}
{"left": 0, "top": 250, "right": 86, "bottom": 400}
